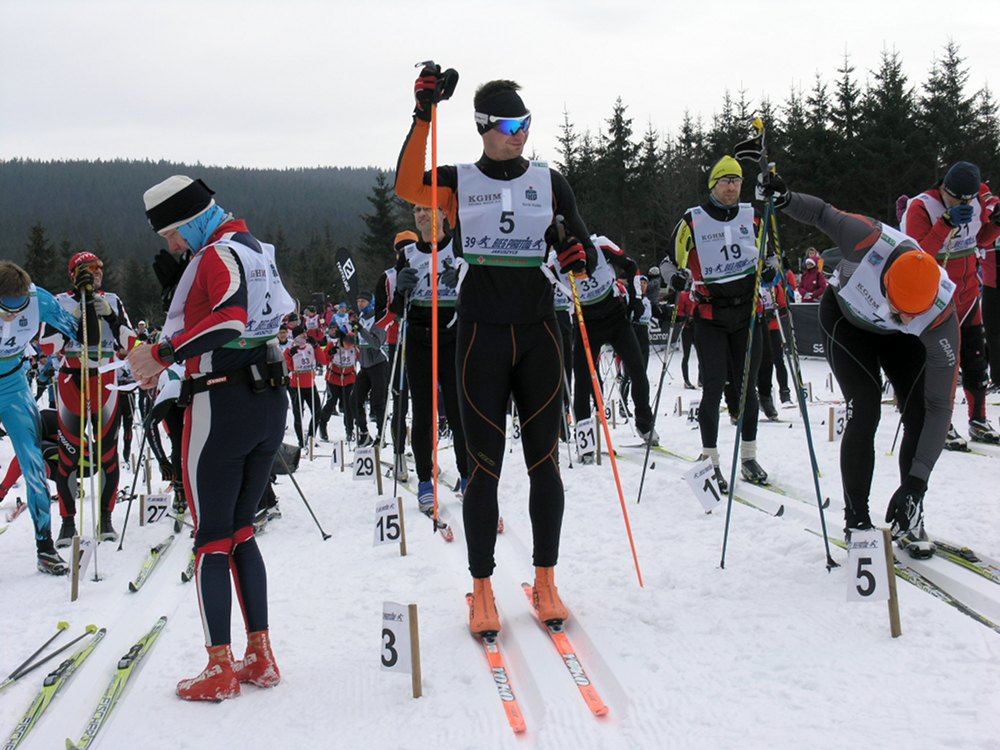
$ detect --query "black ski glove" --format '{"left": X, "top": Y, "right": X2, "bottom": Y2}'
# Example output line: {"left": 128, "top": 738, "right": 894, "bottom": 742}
{"left": 396, "top": 267, "right": 420, "bottom": 296}
{"left": 441, "top": 262, "right": 461, "bottom": 289}
{"left": 884, "top": 475, "right": 927, "bottom": 533}
{"left": 413, "top": 64, "right": 459, "bottom": 122}
{"left": 670, "top": 271, "right": 689, "bottom": 292}
{"left": 761, "top": 265, "right": 777, "bottom": 284}
{"left": 756, "top": 171, "right": 790, "bottom": 209}
{"left": 73, "top": 268, "right": 95, "bottom": 293}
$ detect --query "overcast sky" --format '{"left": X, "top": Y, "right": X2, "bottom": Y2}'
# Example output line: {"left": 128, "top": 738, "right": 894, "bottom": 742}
{"left": 2, "top": 0, "right": 995, "bottom": 171}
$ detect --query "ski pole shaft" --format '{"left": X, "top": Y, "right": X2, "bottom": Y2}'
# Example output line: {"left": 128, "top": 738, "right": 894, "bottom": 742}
{"left": 557, "top": 219, "right": 642, "bottom": 586}
{"left": 117, "top": 411, "right": 154, "bottom": 551}
{"left": 768, "top": 211, "right": 838, "bottom": 569}
{"left": 430, "top": 100, "right": 442, "bottom": 525}
{"left": 10, "top": 625, "right": 98, "bottom": 682}
{"left": 5, "top": 622, "right": 70, "bottom": 681}
{"left": 720, "top": 197, "right": 773, "bottom": 569}
{"left": 636, "top": 297, "right": 682, "bottom": 504}
{"left": 275, "top": 450, "right": 331, "bottom": 540}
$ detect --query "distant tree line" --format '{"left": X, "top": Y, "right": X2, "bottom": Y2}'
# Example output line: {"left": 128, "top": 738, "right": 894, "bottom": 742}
{"left": 2, "top": 158, "right": 400, "bottom": 323}
{"left": 5, "top": 43, "right": 996, "bottom": 323}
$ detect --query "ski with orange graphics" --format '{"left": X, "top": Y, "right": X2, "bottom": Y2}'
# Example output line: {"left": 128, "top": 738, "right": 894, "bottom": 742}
{"left": 521, "top": 583, "right": 609, "bottom": 717}
{"left": 464, "top": 594, "right": 526, "bottom": 734}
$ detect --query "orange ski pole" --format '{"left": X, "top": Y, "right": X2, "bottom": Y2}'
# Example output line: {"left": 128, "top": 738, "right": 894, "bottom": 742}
{"left": 561, "top": 223, "right": 643, "bottom": 587}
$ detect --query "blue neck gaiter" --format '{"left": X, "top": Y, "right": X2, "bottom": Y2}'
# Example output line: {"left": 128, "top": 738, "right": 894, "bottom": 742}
{"left": 178, "top": 204, "right": 228, "bottom": 251}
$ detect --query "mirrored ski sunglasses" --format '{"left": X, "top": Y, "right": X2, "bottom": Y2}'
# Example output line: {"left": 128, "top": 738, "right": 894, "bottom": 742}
{"left": 0, "top": 295, "right": 30, "bottom": 315}
{"left": 474, "top": 112, "right": 531, "bottom": 136}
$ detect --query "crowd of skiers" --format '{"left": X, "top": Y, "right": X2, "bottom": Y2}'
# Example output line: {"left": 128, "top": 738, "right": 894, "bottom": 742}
{"left": 1, "top": 60, "right": 998, "bottom": 706}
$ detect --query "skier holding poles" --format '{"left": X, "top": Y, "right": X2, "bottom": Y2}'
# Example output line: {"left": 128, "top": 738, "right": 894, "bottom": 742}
{"left": 758, "top": 170, "right": 960, "bottom": 559}
{"left": 42, "top": 252, "right": 134, "bottom": 547}
{"left": 395, "top": 66, "right": 600, "bottom": 633}
{"left": 391, "top": 204, "right": 469, "bottom": 510}
{"left": 555, "top": 235, "right": 658, "bottom": 451}
{"left": 661, "top": 156, "right": 775, "bottom": 493}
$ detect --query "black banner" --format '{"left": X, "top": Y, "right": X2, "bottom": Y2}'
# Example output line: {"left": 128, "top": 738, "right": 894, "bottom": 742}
{"left": 788, "top": 302, "right": 824, "bottom": 358}
{"left": 335, "top": 247, "right": 358, "bottom": 311}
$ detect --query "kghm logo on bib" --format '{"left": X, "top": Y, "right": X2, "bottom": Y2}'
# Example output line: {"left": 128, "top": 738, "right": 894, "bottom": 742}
{"left": 525, "top": 186, "right": 537, "bottom": 201}
{"left": 467, "top": 193, "right": 502, "bottom": 205}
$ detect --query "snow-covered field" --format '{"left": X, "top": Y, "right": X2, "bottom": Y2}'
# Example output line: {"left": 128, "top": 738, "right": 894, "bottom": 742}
{"left": 2, "top": 349, "right": 999, "bottom": 750}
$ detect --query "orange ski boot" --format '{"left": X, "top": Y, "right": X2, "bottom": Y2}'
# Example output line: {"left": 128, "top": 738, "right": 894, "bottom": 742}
{"left": 469, "top": 577, "right": 501, "bottom": 634}
{"left": 234, "top": 630, "right": 281, "bottom": 688}
{"left": 176, "top": 645, "right": 240, "bottom": 702}
{"left": 532, "top": 566, "right": 569, "bottom": 624}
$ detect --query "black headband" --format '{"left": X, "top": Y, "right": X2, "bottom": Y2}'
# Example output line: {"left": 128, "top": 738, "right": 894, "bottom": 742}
{"left": 145, "top": 178, "right": 215, "bottom": 232}
{"left": 477, "top": 89, "right": 527, "bottom": 119}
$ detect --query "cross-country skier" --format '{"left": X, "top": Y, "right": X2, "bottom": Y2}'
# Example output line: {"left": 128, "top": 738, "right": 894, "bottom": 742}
{"left": 900, "top": 161, "right": 1000, "bottom": 449}
{"left": 352, "top": 291, "right": 389, "bottom": 448}
{"left": 0, "top": 262, "right": 94, "bottom": 574}
{"left": 392, "top": 204, "right": 469, "bottom": 510}
{"left": 661, "top": 156, "right": 775, "bottom": 492}
{"left": 41, "top": 252, "right": 135, "bottom": 546}
{"left": 131, "top": 176, "right": 294, "bottom": 701}
{"left": 553, "top": 234, "right": 658, "bottom": 451}
{"left": 395, "top": 68, "right": 596, "bottom": 633}
{"left": 759, "top": 172, "right": 960, "bottom": 559}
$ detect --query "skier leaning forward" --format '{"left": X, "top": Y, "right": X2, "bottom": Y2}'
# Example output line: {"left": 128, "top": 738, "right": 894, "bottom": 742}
{"left": 130, "top": 175, "right": 295, "bottom": 701}
{"left": 761, "top": 171, "right": 960, "bottom": 559}
{"left": 395, "top": 66, "right": 597, "bottom": 633}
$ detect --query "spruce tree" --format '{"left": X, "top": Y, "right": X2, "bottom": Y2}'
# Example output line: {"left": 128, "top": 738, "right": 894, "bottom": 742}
{"left": 23, "top": 221, "right": 58, "bottom": 292}
{"left": 919, "top": 41, "right": 977, "bottom": 176}
{"left": 358, "top": 170, "right": 407, "bottom": 288}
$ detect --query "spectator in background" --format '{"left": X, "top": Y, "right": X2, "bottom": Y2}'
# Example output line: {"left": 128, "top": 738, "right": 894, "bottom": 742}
{"left": 799, "top": 257, "right": 828, "bottom": 302}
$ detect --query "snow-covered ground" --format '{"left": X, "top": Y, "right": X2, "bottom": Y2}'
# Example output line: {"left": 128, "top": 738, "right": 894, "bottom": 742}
{"left": 2, "top": 348, "right": 999, "bottom": 750}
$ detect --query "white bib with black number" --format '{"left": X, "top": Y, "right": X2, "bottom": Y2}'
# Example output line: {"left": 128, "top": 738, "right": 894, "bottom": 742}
{"left": 456, "top": 162, "right": 552, "bottom": 267}
{"left": 0, "top": 286, "right": 40, "bottom": 359}
{"left": 404, "top": 238, "right": 459, "bottom": 307}
{"left": 690, "top": 203, "right": 758, "bottom": 284}
{"left": 835, "top": 225, "right": 955, "bottom": 335}
{"left": 554, "top": 235, "right": 616, "bottom": 305}
{"left": 900, "top": 193, "right": 981, "bottom": 260}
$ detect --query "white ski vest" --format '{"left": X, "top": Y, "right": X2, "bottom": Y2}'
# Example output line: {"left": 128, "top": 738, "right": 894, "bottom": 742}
{"left": 690, "top": 203, "right": 758, "bottom": 285}
{"left": 55, "top": 290, "right": 123, "bottom": 359}
{"left": 456, "top": 162, "right": 552, "bottom": 267}
{"left": 403, "top": 238, "right": 459, "bottom": 307}
{"left": 900, "top": 193, "right": 982, "bottom": 260}
{"left": 554, "top": 234, "right": 617, "bottom": 306}
{"left": 835, "top": 225, "right": 955, "bottom": 335}
{"left": 162, "top": 237, "right": 294, "bottom": 345}
{"left": 0, "top": 286, "right": 40, "bottom": 359}
{"left": 290, "top": 344, "right": 316, "bottom": 373}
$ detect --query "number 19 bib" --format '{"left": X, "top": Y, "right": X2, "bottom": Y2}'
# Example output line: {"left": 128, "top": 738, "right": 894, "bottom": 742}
{"left": 691, "top": 203, "right": 758, "bottom": 284}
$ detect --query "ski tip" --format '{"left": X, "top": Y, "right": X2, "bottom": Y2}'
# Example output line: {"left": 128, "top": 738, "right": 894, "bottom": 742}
{"left": 775, "top": 505, "right": 785, "bottom": 517}
{"left": 128, "top": 582, "right": 139, "bottom": 593}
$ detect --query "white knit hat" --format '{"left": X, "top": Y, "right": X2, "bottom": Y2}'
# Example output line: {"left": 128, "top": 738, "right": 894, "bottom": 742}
{"left": 143, "top": 176, "right": 216, "bottom": 234}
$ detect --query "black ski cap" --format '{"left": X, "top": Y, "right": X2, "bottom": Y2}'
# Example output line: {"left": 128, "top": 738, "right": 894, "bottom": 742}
{"left": 943, "top": 161, "right": 981, "bottom": 200}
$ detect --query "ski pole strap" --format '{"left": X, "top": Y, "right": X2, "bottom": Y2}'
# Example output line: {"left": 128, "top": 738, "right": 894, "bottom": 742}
{"left": 177, "top": 362, "right": 288, "bottom": 408}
